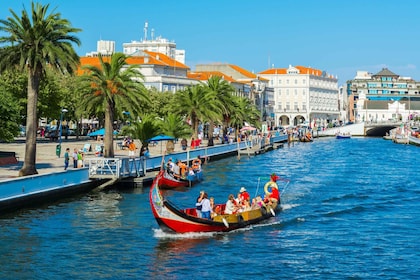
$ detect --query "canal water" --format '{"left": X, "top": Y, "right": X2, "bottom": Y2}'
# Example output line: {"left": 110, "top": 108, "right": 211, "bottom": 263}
{"left": 0, "top": 137, "right": 419, "bottom": 279}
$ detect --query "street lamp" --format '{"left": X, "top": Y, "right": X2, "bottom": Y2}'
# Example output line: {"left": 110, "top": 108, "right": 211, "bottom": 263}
{"left": 57, "top": 108, "right": 68, "bottom": 158}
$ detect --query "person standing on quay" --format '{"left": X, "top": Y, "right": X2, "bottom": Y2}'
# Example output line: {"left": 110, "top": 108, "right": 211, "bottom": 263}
{"left": 72, "top": 148, "right": 78, "bottom": 168}
{"left": 64, "top": 148, "right": 70, "bottom": 170}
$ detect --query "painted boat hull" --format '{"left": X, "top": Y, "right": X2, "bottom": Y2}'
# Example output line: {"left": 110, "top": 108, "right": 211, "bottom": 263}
{"left": 149, "top": 173, "right": 280, "bottom": 233}
{"left": 336, "top": 134, "right": 351, "bottom": 139}
{"left": 158, "top": 169, "right": 203, "bottom": 189}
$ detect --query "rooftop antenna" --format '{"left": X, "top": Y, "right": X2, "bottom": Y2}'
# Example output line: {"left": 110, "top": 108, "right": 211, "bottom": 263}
{"left": 144, "top": 21, "right": 148, "bottom": 41}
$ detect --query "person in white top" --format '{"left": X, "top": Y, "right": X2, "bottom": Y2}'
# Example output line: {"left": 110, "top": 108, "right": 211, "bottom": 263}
{"left": 224, "top": 194, "right": 238, "bottom": 214}
{"left": 196, "top": 192, "right": 212, "bottom": 219}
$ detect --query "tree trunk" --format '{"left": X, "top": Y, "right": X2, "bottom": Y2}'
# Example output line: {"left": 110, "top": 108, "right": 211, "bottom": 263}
{"left": 104, "top": 101, "right": 114, "bottom": 157}
{"left": 19, "top": 72, "right": 40, "bottom": 176}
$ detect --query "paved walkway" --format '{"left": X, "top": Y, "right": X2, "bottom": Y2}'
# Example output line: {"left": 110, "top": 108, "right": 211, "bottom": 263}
{"left": 0, "top": 137, "right": 203, "bottom": 181}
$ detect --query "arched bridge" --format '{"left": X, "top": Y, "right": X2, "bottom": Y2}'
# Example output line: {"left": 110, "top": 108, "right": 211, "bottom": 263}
{"left": 364, "top": 122, "right": 402, "bottom": 137}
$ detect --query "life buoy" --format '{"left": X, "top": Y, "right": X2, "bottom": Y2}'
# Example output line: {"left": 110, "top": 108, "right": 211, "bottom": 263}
{"left": 264, "top": 181, "right": 279, "bottom": 195}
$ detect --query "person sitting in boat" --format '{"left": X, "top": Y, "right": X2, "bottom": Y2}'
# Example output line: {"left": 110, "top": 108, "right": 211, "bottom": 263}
{"left": 166, "top": 158, "right": 175, "bottom": 174}
{"left": 251, "top": 195, "right": 265, "bottom": 209}
{"left": 172, "top": 159, "right": 181, "bottom": 179}
{"left": 196, "top": 192, "right": 211, "bottom": 219}
{"left": 224, "top": 194, "right": 239, "bottom": 214}
{"left": 192, "top": 156, "right": 201, "bottom": 172}
{"left": 177, "top": 160, "right": 187, "bottom": 178}
{"left": 239, "top": 187, "right": 250, "bottom": 204}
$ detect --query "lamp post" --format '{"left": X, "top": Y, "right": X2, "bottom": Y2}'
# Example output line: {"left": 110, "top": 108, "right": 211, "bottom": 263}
{"left": 57, "top": 108, "right": 68, "bottom": 158}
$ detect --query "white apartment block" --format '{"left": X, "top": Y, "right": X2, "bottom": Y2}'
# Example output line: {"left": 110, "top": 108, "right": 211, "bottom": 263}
{"left": 259, "top": 65, "right": 340, "bottom": 128}
{"left": 347, "top": 68, "right": 420, "bottom": 123}
{"left": 86, "top": 40, "right": 115, "bottom": 57}
{"left": 122, "top": 22, "right": 185, "bottom": 64}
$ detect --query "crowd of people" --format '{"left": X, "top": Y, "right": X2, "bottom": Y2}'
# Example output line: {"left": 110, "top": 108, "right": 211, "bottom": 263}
{"left": 195, "top": 173, "right": 281, "bottom": 220}
{"left": 166, "top": 156, "right": 202, "bottom": 179}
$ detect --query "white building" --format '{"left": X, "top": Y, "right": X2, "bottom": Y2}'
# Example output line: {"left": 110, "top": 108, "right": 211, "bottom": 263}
{"left": 347, "top": 68, "right": 420, "bottom": 123}
{"left": 122, "top": 22, "right": 185, "bottom": 64}
{"left": 86, "top": 40, "right": 115, "bottom": 57}
{"left": 259, "top": 65, "right": 339, "bottom": 128}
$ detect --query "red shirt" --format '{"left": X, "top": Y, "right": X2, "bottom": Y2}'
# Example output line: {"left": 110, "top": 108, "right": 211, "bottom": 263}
{"left": 270, "top": 187, "right": 280, "bottom": 200}
{"left": 240, "top": 191, "right": 250, "bottom": 202}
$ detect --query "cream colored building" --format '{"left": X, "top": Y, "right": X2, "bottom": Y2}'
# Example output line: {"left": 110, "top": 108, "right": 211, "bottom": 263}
{"left": 259, "top": 65, "right": 339, "bottom": 128}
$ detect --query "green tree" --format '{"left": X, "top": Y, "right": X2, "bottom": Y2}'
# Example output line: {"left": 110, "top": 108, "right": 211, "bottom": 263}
{"left": 80, "top": 52, "right": 149, "bottom": 157}
{"left": 0, "top": 87, "right": 20, "bottom": 141}
{"left": 120, "top": 114, "right": 160, "bottom": 151}
{"left": 172, "top": 84, "right": 222, "bottom": 139}
{"left": 157, "top": 113, "right": 193, "bottom": 153}
{"left": 0, "top": 2, "right": 81, "bottom": 176}
{"left": 206, "top": 76, "right": 236, "bottom": 138}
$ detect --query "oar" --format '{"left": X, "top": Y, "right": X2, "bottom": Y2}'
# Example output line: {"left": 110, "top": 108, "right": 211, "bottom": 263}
{"left": 254, "top": 177, "right": 261, "bottom": 197}
{"left": 280, "top": 181, "right": 290, "bottom": 195}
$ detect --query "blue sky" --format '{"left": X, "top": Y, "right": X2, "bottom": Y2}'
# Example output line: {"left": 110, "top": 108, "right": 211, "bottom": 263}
{"left": 2, "top": 0, "right": 420, "bottom": 84}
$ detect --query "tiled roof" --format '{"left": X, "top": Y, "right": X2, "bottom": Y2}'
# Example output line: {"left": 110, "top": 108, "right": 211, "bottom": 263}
{"left": 229, "top": 65, "right": 257, "bottom": 79}
{"left": 77, "top": 51, "right": 189, "bottom": 75}
{"left": 187, "top": 71, "right": 237, "bottom": 82}
{"left": 372, "top": 68, "right": 399, "bottom": 77}
{"left": 259, "top": 66, "right": 324, "bottom": 76}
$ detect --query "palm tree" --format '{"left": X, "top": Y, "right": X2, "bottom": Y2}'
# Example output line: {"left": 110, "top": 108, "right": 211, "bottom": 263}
{"left": 206, "top": 76, "right": 236, "bottom": 138}
{"left": 172, "top": 84, "right": 222, "bottom": 139}
{"left": 0, "top": 2, "right": 81, "bottom": 176}
{"left": 120, "top": 113, "right": 160, "bottom": 149}
{"left": 80, "top": 52, "right": 149, "bottom": 157}
{"left": 157, "top": 113, "right": 193, "bottom": 153}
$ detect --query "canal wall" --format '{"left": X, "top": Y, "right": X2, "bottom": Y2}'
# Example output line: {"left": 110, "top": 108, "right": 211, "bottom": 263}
{"left": 0, "top": 134, "right": 288, "bottom": 214}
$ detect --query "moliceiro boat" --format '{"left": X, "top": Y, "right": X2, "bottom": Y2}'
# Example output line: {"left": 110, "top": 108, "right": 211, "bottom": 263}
{"left": 157, "top": 169, "right": 203, "bottom": 189}
{"left": 149, "top": 174, "right": 283, "bottom": 233}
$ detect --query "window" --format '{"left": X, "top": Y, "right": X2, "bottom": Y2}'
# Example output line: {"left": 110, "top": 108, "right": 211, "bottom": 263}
{"left": 294, "top": 89, "right": 298, "bottom": 95}
{"left": 294, "top": 102, "right": 298, "bottom": 110}
{"left": 286, "top": 102, "right": 290, "bottom": 110}
{"left": 302, "top": 102, "right": 307, "bottom": 110}
{"left": 294, "top": 79, "right": 298, "bottom": 84}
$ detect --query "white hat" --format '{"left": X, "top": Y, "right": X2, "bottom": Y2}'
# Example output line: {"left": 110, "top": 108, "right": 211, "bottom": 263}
{"left": 240, "top": 187, "right": 247, "bottom": 193}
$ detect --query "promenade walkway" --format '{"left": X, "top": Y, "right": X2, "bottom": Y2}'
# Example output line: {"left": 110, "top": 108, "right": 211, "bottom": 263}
{"left": 0, "top": 137, "right": 200, "bottom": 181}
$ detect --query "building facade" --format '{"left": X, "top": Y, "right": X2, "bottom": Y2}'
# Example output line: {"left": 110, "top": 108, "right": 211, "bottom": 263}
{"left": 259, "top": 65, "right": 340, "bottom": 128}
{"left": 347, "top": 68, "right": 420, "bottom": 123}
{"left": 195, "top": 63, "right": 275, "bottom": 127}
{"left": 122, "top": 22, "right": 185, "bottom": 64}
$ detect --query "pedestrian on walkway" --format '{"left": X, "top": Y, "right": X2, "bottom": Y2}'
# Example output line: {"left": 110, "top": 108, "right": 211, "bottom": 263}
{"left": 64, "top": 148, "right": 70, "bottom": 170}
{"left": 72, "top": 148, "right": 78, "bottom": 168}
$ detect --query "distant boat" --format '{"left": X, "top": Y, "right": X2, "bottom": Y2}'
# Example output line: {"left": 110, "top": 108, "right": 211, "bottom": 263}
{"left": 336, "top": 132, "right": 351, "bottom": 139}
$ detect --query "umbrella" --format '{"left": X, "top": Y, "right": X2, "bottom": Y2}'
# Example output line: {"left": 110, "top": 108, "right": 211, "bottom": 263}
{"left": 87, "top": 128, "right": 118, "bottom": 137}
{"left": 147, "top": 134, "right": 175, "bottom": 154}
{"left": 240, "top": 126, "right": 257, "bottom": 132}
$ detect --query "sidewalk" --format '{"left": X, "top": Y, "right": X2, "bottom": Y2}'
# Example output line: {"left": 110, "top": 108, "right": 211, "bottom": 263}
{"left": 0, "top": 137, "right": 207, "bottom": 181}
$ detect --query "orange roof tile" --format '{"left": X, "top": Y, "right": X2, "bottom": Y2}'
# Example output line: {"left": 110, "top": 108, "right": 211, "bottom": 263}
{"left": 187, "top": 71, "right": 237, "bottom": 83}
{"left": 77, "top": 51, "right": 189, "bottom": 75}
{"left": 229, "top": 64, "right": 257, "bottom": 79}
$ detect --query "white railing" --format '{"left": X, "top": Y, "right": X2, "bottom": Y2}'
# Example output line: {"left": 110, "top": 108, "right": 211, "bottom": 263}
{"left": 86, "top": 157, "right": 144, "bottom": 179}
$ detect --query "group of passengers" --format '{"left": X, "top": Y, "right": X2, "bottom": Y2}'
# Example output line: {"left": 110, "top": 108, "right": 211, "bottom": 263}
{"left": 166, "top": 156, "right": 201, "bottom": 179}
{"left": 195, "top": 174, "right": 281, "bottom": 220}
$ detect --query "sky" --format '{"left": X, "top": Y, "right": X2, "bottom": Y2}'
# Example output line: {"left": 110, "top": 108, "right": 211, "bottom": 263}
{"left": 1, "top": 0, "right": 420, "bottom": 84}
